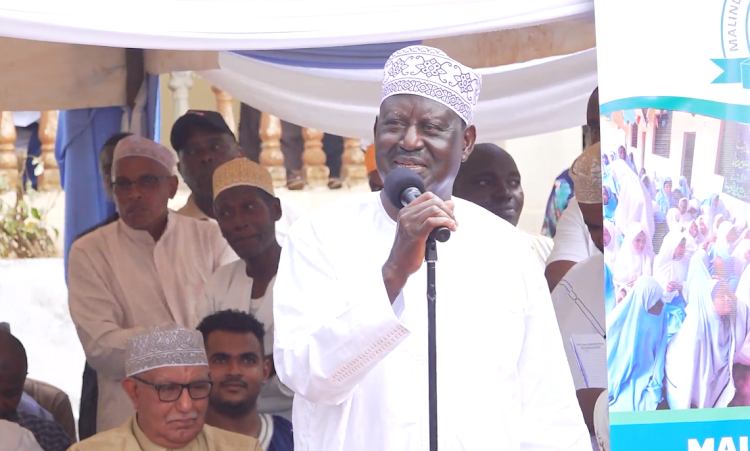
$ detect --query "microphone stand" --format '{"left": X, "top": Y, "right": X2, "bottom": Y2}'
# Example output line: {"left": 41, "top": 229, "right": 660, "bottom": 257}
{"left": 425, "top": 231, "right": 439, "bottom": 451}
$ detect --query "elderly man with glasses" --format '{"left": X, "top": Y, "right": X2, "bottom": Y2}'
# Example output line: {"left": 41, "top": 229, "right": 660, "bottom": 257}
{"left": 69, "top": 325, "right": 261, "bottom": 451}
{"left": 67, "top": 135, "right": 237, "bottom": 434}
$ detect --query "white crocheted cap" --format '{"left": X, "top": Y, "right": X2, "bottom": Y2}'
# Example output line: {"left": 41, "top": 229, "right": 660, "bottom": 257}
{"left": 381, "top": 45, "right": 482, "bottom": 125}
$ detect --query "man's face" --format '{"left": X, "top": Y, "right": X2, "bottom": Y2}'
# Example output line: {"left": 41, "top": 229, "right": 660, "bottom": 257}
{"left": 205, "top": 331, "right": 270, "bottom": 418}
{"left": 215, "top": 186, "right": 281, "bottom": 260}
{"left": 123, "top": 366, "right": 211, "bottom": 449}
{"left": 579, "top": 202, "right": 604, "bottom": 253}
{"left": 374, "top": 95, "right": 475, "bottom": 199}
{"left": 0, "top": 358, "right": 25, "bottom": 420}
{"left": 113, "top": 157, "right": 177, "bottom": 231}
{"left": 452, "top": 144, "right": 524, "bottom": 226}
{"left": 99, "top": 145, "right": 116, "bottom": 202}
{"left": 177, "top": 129, "right": 240, "bottom": 198}
{"left": 368, "top": 171, "right": 384, "bottom": 192}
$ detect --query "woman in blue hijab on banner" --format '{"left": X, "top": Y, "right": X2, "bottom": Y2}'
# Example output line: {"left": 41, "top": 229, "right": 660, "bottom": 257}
{"left": 665, "top": 249, "right": 739, "bottom": 409}
{"left": 607, "top": 276, "right": 668, "bottom": 412}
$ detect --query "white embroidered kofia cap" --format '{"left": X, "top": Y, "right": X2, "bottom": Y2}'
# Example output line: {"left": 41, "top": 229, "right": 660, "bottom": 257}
{"left": 112, "top": 135, "right": 176, "bottom": 181}
{"left": 381, "top": 45, "right": 482, "bottom": 125}
{"left": 125, "top": 324, "right": 208, "bottom": 377}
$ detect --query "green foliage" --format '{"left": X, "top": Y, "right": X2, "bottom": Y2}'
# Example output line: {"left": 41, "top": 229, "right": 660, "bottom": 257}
{"left": 0, "top": 175, "right": 59, "bottom": 258}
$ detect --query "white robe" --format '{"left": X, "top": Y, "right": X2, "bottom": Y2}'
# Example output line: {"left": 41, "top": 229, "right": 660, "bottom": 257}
{"left": 551, "top": 254, "right": 607, "bottom": 391}
{"left": 273, "top": 192, "right": 589, "bottom": 451}
{"left": 546, "top": 198, "right": 601, "bottom": 266}
{"left": 198, "top": 261, "right": 294, "bottom": 419}
{"left": 177, "top": 193, "right": 306, "bottom": 246}
{"left": 68, "top": 212, "right": 237, "bottom": 432}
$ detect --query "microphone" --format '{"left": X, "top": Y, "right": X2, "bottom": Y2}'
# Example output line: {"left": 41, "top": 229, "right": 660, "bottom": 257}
{"left": 383, "top": 167, "right": 451, "bottom": 243}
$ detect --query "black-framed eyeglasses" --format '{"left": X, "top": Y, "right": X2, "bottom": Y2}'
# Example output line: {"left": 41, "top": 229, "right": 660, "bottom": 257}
{"left": 131, "top": 376, "right": 213, "bottom": 402}
{"left": 112, "top": 175, "right": 169, "bottom": 194}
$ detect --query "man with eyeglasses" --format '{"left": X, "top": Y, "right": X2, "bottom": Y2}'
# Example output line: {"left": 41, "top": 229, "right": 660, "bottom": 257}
{"left": 69, "top": 325, "right": 261, "bottom": 450}
{"left": 67, "top": 135, "right": 237, "bottom": 434}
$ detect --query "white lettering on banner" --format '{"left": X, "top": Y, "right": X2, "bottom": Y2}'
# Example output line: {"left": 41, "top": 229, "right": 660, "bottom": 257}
{"left": 688, "top": 437, "right": 749, "bottom": 451}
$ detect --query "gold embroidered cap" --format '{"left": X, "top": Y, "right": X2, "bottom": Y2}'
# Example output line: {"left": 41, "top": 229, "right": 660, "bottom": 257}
{"left": 570, "top": 142, "right": 603, "bottom": 205}
{"left": 125, "top": 324, "right": 207, "bottom": 377}
{"left": 212, "top": 157, "right": 275, "bottom": 201}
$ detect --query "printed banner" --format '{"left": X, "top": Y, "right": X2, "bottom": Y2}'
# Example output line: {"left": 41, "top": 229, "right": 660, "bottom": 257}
{"left": 595, "top": 0, "right": 750, "bottom": 449}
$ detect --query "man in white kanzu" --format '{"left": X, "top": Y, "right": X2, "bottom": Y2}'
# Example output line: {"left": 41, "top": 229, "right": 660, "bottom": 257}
{"left": 68, "top": 135, "right": 237, "bottom": 433}
{"left": 272, "top": 45, "right": 590, "bottom": 450}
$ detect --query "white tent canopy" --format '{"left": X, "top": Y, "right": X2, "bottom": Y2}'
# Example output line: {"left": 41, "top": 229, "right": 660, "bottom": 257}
{"left": 0, "top": 0, "right": 592, "bottom": 49}
{"left": 202, "top": 49, "right": 597, "bottom": 141}
{"left": 0, "top": 0, "right": 597, "bottom": 139}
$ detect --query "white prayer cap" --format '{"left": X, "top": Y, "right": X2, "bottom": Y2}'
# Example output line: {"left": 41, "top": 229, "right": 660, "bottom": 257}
{"left": 125, "top": 324, "right": 208, "bottom": 377}
{"left": 570, "top": 142, "right": 603, "bottom": 204}
{"left": 112, "top": 135, "right": 176, "bottom": 181}
{"left": 213, "top": 157, "right": 274, "bottom": 201}
{"left": 381, "top": 45, "right": 482, "bottom": 125}
{"left": 593, "top": 391, "right": 610, "bottom": 451}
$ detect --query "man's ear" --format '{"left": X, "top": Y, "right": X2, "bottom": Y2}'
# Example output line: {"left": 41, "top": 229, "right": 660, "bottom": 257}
{"left": 121, "top": 378, "right": 140, "bottom": 409}
{"left": 167, "top": 175, "right": 179, "bottom": 199}
{"left": 461, "top": 124, "right": 477, "bottom": 163}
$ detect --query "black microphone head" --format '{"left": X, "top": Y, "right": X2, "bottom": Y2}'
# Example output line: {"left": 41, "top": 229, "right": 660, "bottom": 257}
{"left": 384, "top": 167, "right": 426, "bottom": 209}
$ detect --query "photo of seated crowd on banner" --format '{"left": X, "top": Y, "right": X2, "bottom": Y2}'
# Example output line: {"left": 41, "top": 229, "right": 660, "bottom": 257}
{"left": 602, "top": 108, "right": 750, "bottom": 412}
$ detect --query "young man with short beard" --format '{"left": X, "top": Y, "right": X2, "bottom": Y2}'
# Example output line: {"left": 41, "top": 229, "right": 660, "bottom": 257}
{"left": 198, "top": 310, "right": 293, "bottom": 451}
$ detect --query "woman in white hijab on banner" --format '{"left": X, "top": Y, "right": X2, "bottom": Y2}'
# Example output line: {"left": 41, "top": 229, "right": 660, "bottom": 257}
{"left": 652, "top": 230, "right": 690, "bottom": 340}
{"left": 273, "top": 45, "right": 589, "bottom": 451}
{"left": 665, "top": 249, "right": 741, "bottom": 409}
{"left": 612, "top": 222, "right": 654, "bottom": 294}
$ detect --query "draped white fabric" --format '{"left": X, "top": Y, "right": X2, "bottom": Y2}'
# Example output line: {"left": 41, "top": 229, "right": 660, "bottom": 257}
{"left": 200, "top": 49, "right": 598, "bottom": 141}
{"left": 0, "top": 0, "right": 592, "bottom": 49}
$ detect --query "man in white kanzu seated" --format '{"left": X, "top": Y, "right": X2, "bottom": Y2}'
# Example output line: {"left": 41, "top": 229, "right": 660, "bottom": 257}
{"left": 272, "top": 45, "right": 589, "bottom": 450}
{"left": 69, "top": 325, "right": 261, "bottom": 451}
{"left": 453, "top": 142, "right": 553, "bottom": 269}
{"left": 545, "top": 144, "right": 605, "bottom": 291}
{"left": 68, "top": 135, "right": 237, "bottom": 433}
{"left": 197, "top": 157, "right": 294, "bottom": 420}
{"left": 171, "top": 110, "right": 306, "bottom": 246}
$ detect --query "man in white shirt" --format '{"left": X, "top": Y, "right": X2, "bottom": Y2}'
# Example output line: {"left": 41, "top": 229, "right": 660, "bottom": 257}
{"left": 273, "top": 45, "right": 589, "bottom": 451}
{"left": 68, "top": 135, "right": 237, "bottom": 433}
{"left": 551, "top": 142, "right": 608, "bottom": 449}
{"left": 453, "top": 143, "right": 554, "bottom": 269}
{"left": 198, "top": 157, "right": 294, "bottom": 419}
{"left": 171, "top": 110, "right": 305, "bottom": 245}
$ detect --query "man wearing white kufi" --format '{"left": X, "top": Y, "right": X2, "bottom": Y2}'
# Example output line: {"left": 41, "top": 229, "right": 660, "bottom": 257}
{"left": 69, "top": 325, "right": 261, "bottom": 451}
{"left": 273, "top": 45, "right": 589, "bottom": 450}
{"left": 68, "top": 135, "right": 237, "bottom": 433}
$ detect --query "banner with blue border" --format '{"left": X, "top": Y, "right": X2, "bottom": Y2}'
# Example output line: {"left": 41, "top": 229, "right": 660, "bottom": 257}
{"left": 595, "top": 0, "right": 750, "bottom": 449}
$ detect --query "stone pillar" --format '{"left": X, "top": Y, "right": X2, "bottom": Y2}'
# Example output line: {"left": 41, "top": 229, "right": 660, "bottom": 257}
{"left": 0, "top": 112, "right": 18, "bottom": 193}
{"left": 259, "top": 113, "right": 286, "bottom": 187}
{"left": 301, "top": 127, "right": 329, "bottom": 187}
{"left": 342, "top": 137, "right": 367, "bottom": 186}
{"left": 211, "top": 86, "right": 236, "bottom": 135}
{"left": 37, "top": 111, "right": 60, "bottom": 191}
{"left": 168, "top": 71, "right": 194, "bottom": 121}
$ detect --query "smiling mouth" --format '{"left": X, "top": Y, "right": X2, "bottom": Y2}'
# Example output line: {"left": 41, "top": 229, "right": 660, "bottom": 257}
{"left": 394, "top": 161, "right": 426, "bottom": 170}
